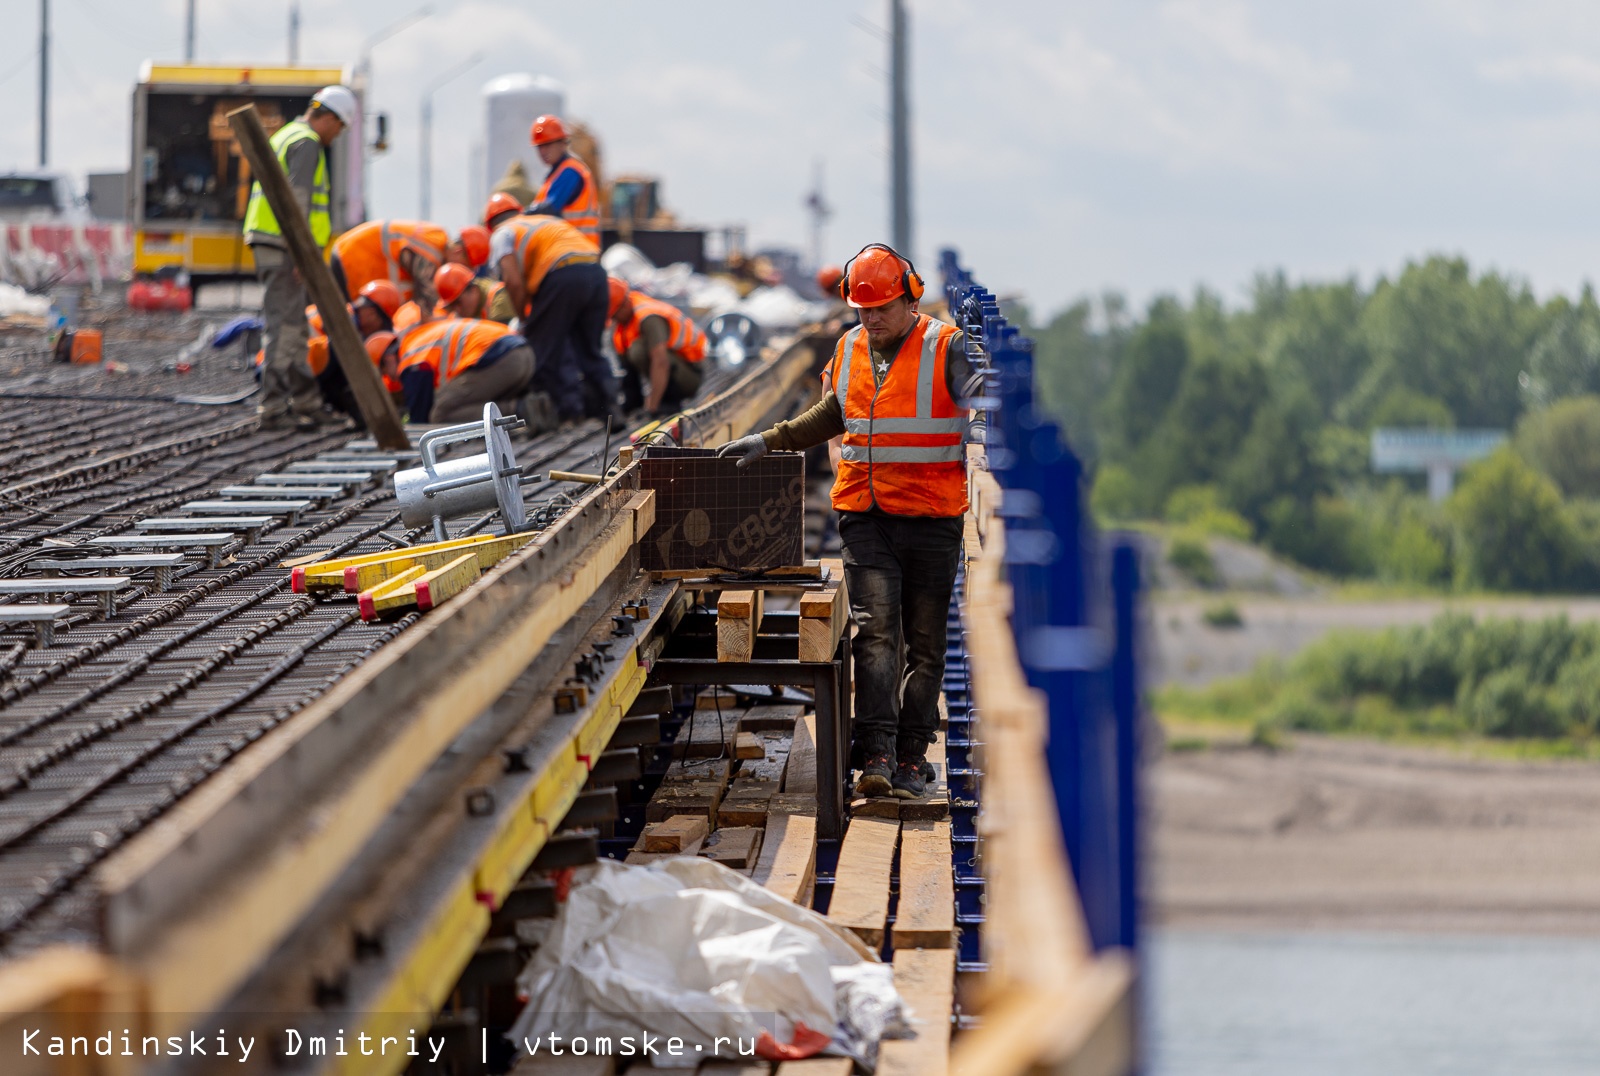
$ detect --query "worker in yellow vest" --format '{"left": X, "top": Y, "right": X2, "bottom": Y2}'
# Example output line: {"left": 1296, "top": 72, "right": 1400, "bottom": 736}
{"left": 718, "top": 244, "right": 977, "bottom": 798}
{"left": 485, "top": 194, "right": 614, "bottom": 421}
{"left": 241, "top": 84, "right": 353, "bottom": 430}
{"left": 527, "top": 115, "right": 600, "bottom": 248}
{"left": 607, "top": 277, "right": 706, "bottom": 414}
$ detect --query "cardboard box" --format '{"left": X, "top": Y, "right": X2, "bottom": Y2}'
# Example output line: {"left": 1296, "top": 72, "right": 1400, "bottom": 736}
{"left": 637, "top": 446, "right": 804, "bottom": 571}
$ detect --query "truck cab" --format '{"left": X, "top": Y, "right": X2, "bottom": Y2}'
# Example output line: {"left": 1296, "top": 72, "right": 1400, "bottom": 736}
{"left": 130, "top": 63, "right": 366, "bottom": 284}
{"left": 0, "top": 172, "right": 85, "bottom": 223}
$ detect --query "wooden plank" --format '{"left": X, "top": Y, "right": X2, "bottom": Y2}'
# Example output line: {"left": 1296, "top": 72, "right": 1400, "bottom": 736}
{"left": 827, "top": 816, "right": 899, "bottom": 947}
{"left": 740, "top": 703, "right": 803, "bottom": 731}
{"left": 752, "top": 813, "right": 816, "bottom": 904}
{"left": 878, "top": 948, "right": 956, "bottom": 1076}
{"left": 642, "top": 815, "right": 709, "bottom": 853}
{"left": 672, "top": 708, "right": 741, "bottom": 758}
{"left": 798, "top": 577, "right": 847, "bottom": 664}
{"left": 851, "top": 795, "right": 899, "bottom": 819}
{"left": 696, "top": 688, "right": 742, "bottom": 709}
{"left": 356, "top": 563, "right": 427, "bottom": 620}
{"left": 784, "top": 712, "right": 817, "bottom": 794}
{"left": 627, "top": 488, "right": 657, "bottom": 541}
{"left": 945, "top": 954, "right": 1135, "bottom": 1076}
{"left": 717, "top": 588, "right": 763, "bottom": 662}
{"left": 227, "top": 104, "right": 407, "bottom": 448}
{"left": 645, "top": 781, "right": 725, "bottom": 823}
{"left": 663, "top": 757, "right": 733, "bottom": 785}
{"left": 892, "top": 820, "right": 955, "bottom": 950}
{"left": 700, "top": 826, "right": 763, "bottom": 869}
{"left": 767, "top": 793, "right": 815, "bottom": 816}
{"left": 717, "top": 780, "right": 777, "bottom": 828}
{"left": 740, "top": 731, "right": 791, "bottom": 783}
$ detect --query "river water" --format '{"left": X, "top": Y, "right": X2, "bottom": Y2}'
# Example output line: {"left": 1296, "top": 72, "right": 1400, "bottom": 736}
{"left": 1149, "top": 930, "right": 1600, "bottom": 1075}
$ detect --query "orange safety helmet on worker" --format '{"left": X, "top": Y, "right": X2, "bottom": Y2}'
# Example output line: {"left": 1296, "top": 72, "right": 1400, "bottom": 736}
{"left": 328, "top": 220, "right": 450, "bottom": 301}
{"left": 824, "top": 244, "right": 966, "bottom": 517}
{"left": 611, "top": 290, "right": 707, "bottom": 363}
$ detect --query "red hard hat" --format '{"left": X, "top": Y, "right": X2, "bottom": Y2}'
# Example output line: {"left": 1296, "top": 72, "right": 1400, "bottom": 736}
{"left": 456, "top": 225, "right": 490, "bottom": 268}
{"left": 607, "top": 276, "right": 631, "bottom": 318}
{"left": 364, "top": 331, "right": 397, "bottom": 365}
{"left": 530, "top": 114, "right": 568, "bottom": 146}
{"left": 843, "top": 244, "right": 922, "bottom": 309}
{"left": 434, "top": 262, "right": 475, "bottom": 306}
{"left": 816, "top": 264, "right": 844, "bottom": 296}
{"left": 357, "top": 279, "right": 402, "bottom": 319}
{"left": 483, "top": 192, "right": 523, "bottom": 227}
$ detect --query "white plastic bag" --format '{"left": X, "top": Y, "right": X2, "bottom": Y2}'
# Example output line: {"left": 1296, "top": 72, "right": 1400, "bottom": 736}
{"left": 508, "top": 857, "right": 909, "bottom": 1069}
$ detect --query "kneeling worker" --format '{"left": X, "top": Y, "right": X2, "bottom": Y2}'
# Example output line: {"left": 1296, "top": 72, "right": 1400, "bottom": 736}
{"left": 608, "top": 277, "right": 706, "bottom": 414}
{"left": 374, "top": 316, "right": 534, "bottom": 424}
{"left": 717, "top": 245, "right": 975, "bottom": 799}
{"left": 435, "top": 262, "right": 516, "bottom": 324}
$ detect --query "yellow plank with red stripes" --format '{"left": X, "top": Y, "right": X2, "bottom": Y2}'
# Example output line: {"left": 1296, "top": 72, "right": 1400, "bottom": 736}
{"left": 290, "top": 531, "right": 509, "bottom": 594}
{"left": 343, "top": 532, "right": 533, "bottom": 594}
{"left": 356, "top": 564, "right": 427, "bottom": 621}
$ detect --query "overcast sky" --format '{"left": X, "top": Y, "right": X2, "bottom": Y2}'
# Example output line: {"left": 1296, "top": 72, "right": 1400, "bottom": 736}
{"left": 6, "top": 1, "right": 1600, "bottom": 318}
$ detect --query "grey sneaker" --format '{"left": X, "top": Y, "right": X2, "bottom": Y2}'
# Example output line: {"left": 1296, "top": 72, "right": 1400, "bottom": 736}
{"left": 855, "top": 753, "right": 894, "bottom": 798}
{"left": 891, "top": 758, "right": 928, "bottom": 799}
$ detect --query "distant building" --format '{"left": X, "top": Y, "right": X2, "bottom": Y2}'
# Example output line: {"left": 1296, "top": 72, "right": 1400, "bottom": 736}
{"left": 1370, "top": 428, "right": 1507, "bottom": 500}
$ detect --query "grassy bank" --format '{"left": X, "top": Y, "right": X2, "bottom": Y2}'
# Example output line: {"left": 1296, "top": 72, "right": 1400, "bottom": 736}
{"left": 1153, "top": 611, "right": 1600, "bottom": 758}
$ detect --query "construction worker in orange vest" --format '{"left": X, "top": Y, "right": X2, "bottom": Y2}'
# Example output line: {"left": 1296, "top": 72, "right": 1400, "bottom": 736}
{"left": 718, "top": 244, "right": 978, "bottom": 799}
{"left": 435, "top": 263, "right": 516, "bottom": 325}
{"left": 328, "top": 219, "right": 450, "bottom": 311}
{"left": 608, "top": 277, "right": 706, "bottom": 415}
{"left": 526, "top": 115, "right": 600, "bottom": 249}
{"left": 484, "top": 193, "right": 614, "bottom": 421}
{"left": 309, "top": 280, "right": 404, "bottom": 422}
{"left": 373, "top": 316, "right": 535, "bottom": 424}
{"left": 446, "top": 225, "right": 492, "bottom": 273}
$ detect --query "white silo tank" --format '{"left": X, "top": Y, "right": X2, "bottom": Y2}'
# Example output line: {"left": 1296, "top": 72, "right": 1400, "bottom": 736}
{"left": 481, "top": 74, "right": 565, "bottom": 205}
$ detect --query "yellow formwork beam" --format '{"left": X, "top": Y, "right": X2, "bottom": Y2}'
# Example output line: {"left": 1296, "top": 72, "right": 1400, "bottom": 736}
{"left": 290, "top": 531, "right": 510, "bottom": 594}
{"left": 414, "top": 552, "right": 485, "bottom": 612}
{"left": 356, "top": 564, "right": 427, "bottom": 621}
{"left": 342, "top": 532, "right": 534, "bottom": 594}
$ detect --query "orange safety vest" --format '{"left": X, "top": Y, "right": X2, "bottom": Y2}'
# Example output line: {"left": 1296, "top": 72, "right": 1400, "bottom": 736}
{"left": 492, "top": 216, "right": 596, "bottom": 303}
{"left": 612, "top": 293, "right": 707, "bottom": 362}
{"left": 396, "top": 318, "right": 517, "bottom": 386}
{"left": 536, "top": 154, "right": 601, "bottom": 248}
{"left": 824, "top": 313, "right": 968, "bottom": 518}
{"left": 330, "top": 219, "right": 450, "bottom": 299}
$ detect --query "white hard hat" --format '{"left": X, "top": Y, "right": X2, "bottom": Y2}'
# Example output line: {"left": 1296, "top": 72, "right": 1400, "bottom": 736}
{"left": 310, "top": 85, "right": 357, "bottom": 126}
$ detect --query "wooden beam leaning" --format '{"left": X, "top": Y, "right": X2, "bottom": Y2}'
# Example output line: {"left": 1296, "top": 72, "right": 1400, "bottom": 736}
{"left": 226, "top": 104, "right": 407, "bottom": 450}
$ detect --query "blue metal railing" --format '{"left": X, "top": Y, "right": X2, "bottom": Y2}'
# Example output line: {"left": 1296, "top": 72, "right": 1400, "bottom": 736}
{"left": 941, "top": 250, "right": 1143, "bottom": 957}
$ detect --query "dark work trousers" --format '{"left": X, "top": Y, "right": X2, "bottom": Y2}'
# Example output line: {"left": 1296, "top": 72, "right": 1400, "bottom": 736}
{"left": 838, "top": 510, "right": 964, "bottom": 761}
{"left": 521, "top": 262, "right": 614, "bottom": 420}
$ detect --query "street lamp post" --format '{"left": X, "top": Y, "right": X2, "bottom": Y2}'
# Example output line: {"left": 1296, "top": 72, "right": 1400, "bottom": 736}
{"left": 420, "top": 53, "right": 484, "bottom": 220}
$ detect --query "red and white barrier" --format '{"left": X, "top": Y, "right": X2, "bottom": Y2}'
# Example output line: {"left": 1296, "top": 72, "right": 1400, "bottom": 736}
{"left": 0, "top": 224, "right": 133, "bottom": 291}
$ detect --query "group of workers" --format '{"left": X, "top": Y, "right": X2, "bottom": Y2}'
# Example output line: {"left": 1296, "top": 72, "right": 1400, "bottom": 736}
{"left": 244, "top": 90, "right": 708, "bottom": 433}
{"left": 244, "top": 89, "right": 969, "bottom": 802}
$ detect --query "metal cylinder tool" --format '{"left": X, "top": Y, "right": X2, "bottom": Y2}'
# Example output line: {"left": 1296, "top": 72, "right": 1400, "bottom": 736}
{"left": 393, "top": 403, "right": 530, "bottom": 541}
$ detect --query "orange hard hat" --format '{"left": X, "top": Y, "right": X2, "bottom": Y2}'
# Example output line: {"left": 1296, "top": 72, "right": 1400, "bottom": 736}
{"left": 841, "top": 244, "right": 924, "bottom": 309}
{"left": 304, "top": 303, "right": 324, "bottom": 335}
{"left": 815, "top": 264, "right": 844, "bottom": 297}
{"left": 364, "top": 331, "right": 397, "bottom": 365}
{"left": 530, "top": 114, "right": 568, "bottom": 146}
{"left": 607, "top": 276, "right": 631, "bottom": 318}
{"left": 357, "top": 279, "right": 402, "bottom": 319}
{"left": 483, "top": 192, "right": 523, "bottom": 227}
{"left": 434, "top": 262, "right": 475, "bottom": 306}
{"left": 456, "top": 225, "right": 490, "bottom": 268}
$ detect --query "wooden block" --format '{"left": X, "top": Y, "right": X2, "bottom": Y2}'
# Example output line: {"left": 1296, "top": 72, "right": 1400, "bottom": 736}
{"left": 828, "top": 816, "right": 899, "bottom": 947}
{"left": 798, "top": 587, "right": 837, "bottom": 619}
{"left": 645, "top": 781, "right": 725, "bottom": 823}
{"left": 851, "top": 796, "right": 899, "bottom": 819}
{"left": 700, "top": 826, "right": 763, "bottom": 869}
{"left": 642, "top": 815, "right": 709, "bottom": 853}
{"left": 624, "top": 851, "right": 678, "bottom": 865}
{"left": 672, "top": 709, "right": 740, "bottom": 758}
{"left": 626, "top": 684, "right": 675, "bottom": 717}
{"left": 740, "top": 731, "right": 791, "bottom": 783}
{"left": 740, "top": 703, "right": 803, "bottom": 731}
{"left": 717, "top": 780, "right": 777, "bottom": 828}
{"left": 892, "top": 821, "right": 954, "bottom": 949}
{"left": 877, "top": 949, "right": 956, "bottom": 1076}
{"left": 717, "top": 589, "right": 763, "bottom": 662}
{"left": 664, "top": 757, "right": 733, "bottom": 785}
{"left": 774, "top": 1060, "right": 851, "bottom": 1076}
{"left": 784, "top": 712, "right": 817, "bottom": 794}
{"left": 627, "top": 488, "right": 657, "bottom": 542}
{"left": 734, "top": 731, "right": 765, "bottom": 759}
{"left": 767, "top": 793, "right": 816, "bottom": 816}
{"left": 753, "top": 813, "right": 816, "bottom": 904}
{"left": 799, "top": 574, "right": 847, "bottom": 663}
{"left": 696, "top": 689, "right": 741, "bottom": 709}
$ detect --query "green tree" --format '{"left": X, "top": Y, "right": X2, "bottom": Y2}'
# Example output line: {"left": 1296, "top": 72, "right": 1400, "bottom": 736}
{"left": 1033, "top": 299, "right": 1116, "bottom": 461}
{"left": 1449, "top": 447, "right": 1581, "bottom": 592}
{"left": 1221, "top": 390, "right": 1325, "bottom": 526}
{"left": 1260, "top": 277, "right": 1370, "bottom": 422}
{"left": 1136, "top": 355, "right": 1269, "bottom": 501}
{"left": 1516, "top": 395, "right": 1600, "bottom": 497}
{"left": 1520, "top": 286, "right": 1600, "bottom": 408}
{"left": 1103, "top": 297, "right": 1189, "bottom": 458}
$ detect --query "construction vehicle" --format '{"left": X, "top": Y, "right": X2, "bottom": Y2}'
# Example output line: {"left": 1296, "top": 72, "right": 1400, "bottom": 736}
{"left": 128, "top": 63, "right": 372, "bottom": 284}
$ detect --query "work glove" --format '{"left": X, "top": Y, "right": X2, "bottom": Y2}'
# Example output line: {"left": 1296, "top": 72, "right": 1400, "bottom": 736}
{"left": 717, "top": 434, "right": 769, "bottom": 470}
